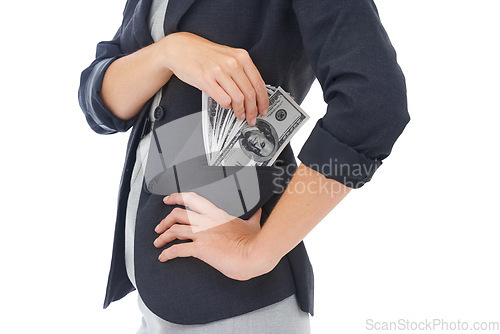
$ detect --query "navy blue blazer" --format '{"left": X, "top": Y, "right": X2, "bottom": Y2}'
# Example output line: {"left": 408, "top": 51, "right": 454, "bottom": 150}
{"left": 78, "top": 0, "right": 409, "bottom": 325}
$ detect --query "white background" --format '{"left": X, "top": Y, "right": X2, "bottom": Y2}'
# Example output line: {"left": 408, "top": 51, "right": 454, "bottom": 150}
{"left": 1, "top": 0, "right": 499, "bottom": 333}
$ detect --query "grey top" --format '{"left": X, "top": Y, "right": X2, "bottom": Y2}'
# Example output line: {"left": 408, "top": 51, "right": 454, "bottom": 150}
{"left": 124, "top": 0, "right": 169, "bottom": 289}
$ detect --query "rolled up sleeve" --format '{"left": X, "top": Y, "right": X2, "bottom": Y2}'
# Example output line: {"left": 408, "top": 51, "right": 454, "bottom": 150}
{"left": 293, "top": 0, "right": 410, "bottom": 188}
{"left": 78, "top": 19, "right": 138, "bottom": 134}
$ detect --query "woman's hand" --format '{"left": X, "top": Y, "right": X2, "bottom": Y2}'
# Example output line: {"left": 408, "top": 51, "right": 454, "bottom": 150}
{"left": 153, "top": 192, "right": 279, "bottom": 281}
{"left": 159, "top": 32, "right": 269, "bottom": 126}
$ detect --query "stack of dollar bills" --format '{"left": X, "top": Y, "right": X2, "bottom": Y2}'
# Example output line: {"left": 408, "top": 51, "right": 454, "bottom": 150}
{"left": 202, "top": 85, "right": 310, "bottom": 167}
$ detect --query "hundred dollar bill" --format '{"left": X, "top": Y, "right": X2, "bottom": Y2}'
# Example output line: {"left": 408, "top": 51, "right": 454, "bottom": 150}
{"left": 201, "top": 92, "right": 217, "bottom": 164}
{"left": 212, "top": 87, "right": 309, "bottom": 166}
{"left": 202, "top": 85, "right": 280, "bottom": 165}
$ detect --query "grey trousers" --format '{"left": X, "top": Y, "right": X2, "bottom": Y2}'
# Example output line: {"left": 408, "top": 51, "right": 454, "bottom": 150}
{"left": 136, "top": 294, "right": 310, "bottom": 334}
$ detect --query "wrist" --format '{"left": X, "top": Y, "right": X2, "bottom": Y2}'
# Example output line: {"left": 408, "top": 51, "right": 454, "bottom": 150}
{"left": 158, "top": 33, "right": 179, "bottom": 73}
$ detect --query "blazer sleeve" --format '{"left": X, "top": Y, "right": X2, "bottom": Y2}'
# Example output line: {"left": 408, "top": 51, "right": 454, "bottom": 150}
{"left": 292, "top": 0, "right": 410, "bottom": 188}
{"left": 78, "top": 3, "right": 138, "bottom": 134}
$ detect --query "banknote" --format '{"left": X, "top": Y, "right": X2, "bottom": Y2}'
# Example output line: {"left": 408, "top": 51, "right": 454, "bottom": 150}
{"left": 202, "top": 86, "right": 309, "bottom": 166}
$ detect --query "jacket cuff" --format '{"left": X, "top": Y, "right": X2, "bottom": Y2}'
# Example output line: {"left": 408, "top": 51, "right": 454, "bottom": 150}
{"left": 81, "top": 56, "right": 138, "bottom": 133}
{"left": 297, "top": 119, "right": 381, "bottom": 189}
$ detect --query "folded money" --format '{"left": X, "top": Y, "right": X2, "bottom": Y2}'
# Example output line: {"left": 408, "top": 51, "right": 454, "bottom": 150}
{"left": 202, "top": 85, "right": 309, "bottom": 167}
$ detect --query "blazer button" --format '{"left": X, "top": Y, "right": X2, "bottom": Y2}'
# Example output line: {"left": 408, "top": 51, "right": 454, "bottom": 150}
{"left": 154, "top": 106, "right": 164, "bottom": 121}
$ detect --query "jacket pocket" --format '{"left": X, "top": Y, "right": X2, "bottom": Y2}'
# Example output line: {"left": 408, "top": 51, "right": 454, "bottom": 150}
{"left": 144, "top": 155, "right": 294, "bottom": 220}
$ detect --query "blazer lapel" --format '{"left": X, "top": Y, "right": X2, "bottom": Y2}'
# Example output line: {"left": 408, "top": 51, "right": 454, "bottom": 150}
{"left": 132, "top": 0, "right": 197, "bottom": 48}
{"left": 163, "top": 0, "right": 197, "bottom": 34}
{"left": 132, "top": 0, "right": 154, "bottom": 47}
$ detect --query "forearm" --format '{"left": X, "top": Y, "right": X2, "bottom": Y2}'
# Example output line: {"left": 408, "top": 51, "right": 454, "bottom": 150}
{"left": 100, "top": 36, "right": 174, "bottom": 121}
{"left": 253, "top": 163, "right": 351, "bottom": 267}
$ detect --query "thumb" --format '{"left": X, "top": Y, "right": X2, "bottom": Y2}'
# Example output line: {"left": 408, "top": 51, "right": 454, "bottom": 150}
{"left": 247, "top": 208, "right": 262, "bottom": 228}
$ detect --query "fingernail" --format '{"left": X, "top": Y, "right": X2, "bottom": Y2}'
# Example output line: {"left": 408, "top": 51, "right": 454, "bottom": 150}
{"left": 154, "top": 238, "right": 159, "bottom": 246}
{"left": 163, "top": 195, "right": 169, "bottom": 202}
{"left": 239, "top": 113, "right": 246, "bottom": 120}
{"left": 250, "top": 118, "right": 256, "bottom": 126}
{"left": 154, "top": 225, "right": 160, "bottom": 233}
{"left": 158, "top": 254, "right": 162, "bottom": 261}
{"left": 261, "top": 109, "right": 268, "bottom": 116}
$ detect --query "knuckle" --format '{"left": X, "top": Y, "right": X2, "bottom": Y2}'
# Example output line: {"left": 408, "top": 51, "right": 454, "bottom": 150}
{"left": 221, "top": 98, "right": 232, "bottom": 109}
{"left": 235, "top": 48, "right": 249, "bottom": 60}
{"left": 245, "top": 89, "right": 256, "bottom": 100}
{"left": 169, "top": 245, "right": 179, "bottom": 256}
{"left": 225, "top": 57, "right": 240, "bottom": 69}
{"left": 233, "top": 93, "right": 244, "bottom": 105}
{"left": 191, "top": 246, "right": 199, "bottom": 259}
{"left": 187, "top": 191, "right": 198, "bottom": 201}
{"left": 215, "top": 208, "right": 227, "bottom": 217}
{"left": 213, "top": 208, "right": 229, "bottom": 220}
{"left": 172, "top": 207, "right": 183, "bottom": 215}
{"left": 247, "top": 108, "right": 257, "bottom": 118}
{"left": 209, "top": 64, "right": 223, "bottom": 76}
{"left": 200, "top": 71, "right": 214, "bottom": 84}
{"left": 255, "top": 83, "right": 266, "bottom": 94}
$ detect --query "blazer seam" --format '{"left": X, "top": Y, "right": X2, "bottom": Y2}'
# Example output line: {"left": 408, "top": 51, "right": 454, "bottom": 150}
{"left": 280, "top": 36, "right": 303, "bottom": 88}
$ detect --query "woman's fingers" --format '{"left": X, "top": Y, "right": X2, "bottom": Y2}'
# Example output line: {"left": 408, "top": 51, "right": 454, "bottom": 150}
{"left": 221, "top": 50, "right": 268, "bottom": 125}
{"left": 218, "top": 52, "right": 259, "bottom": 125}
{"left": 213, "top": 69, "right": 246, "bottom": 119}
{"left": 202, "top": 48, "right": 266, "bottom": 125}
{"left": 202, "top": 78, "right": 232, "bottom": 110}
{"left": 158, "top": 242, "right": 198, "bottom": 262}
{"left": 155, "top": 206, "right": 200, "bottom": 234}
{"left": 236, "top": 49, "right": 269, "bottom": 117}
{"left": 251, "top": 79, "right": 269, "bottom": 117}
{"left": 162, "top": 192, "right": 236, "bottom": 235}
{"left": 154, "top": 224, "right": 195, "bottom": 248}
{"left": 163, "top": 192, "right": 220, "bottom": 215}
{"left": 229, "top": 70, "right": 259, "bottom": 125}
